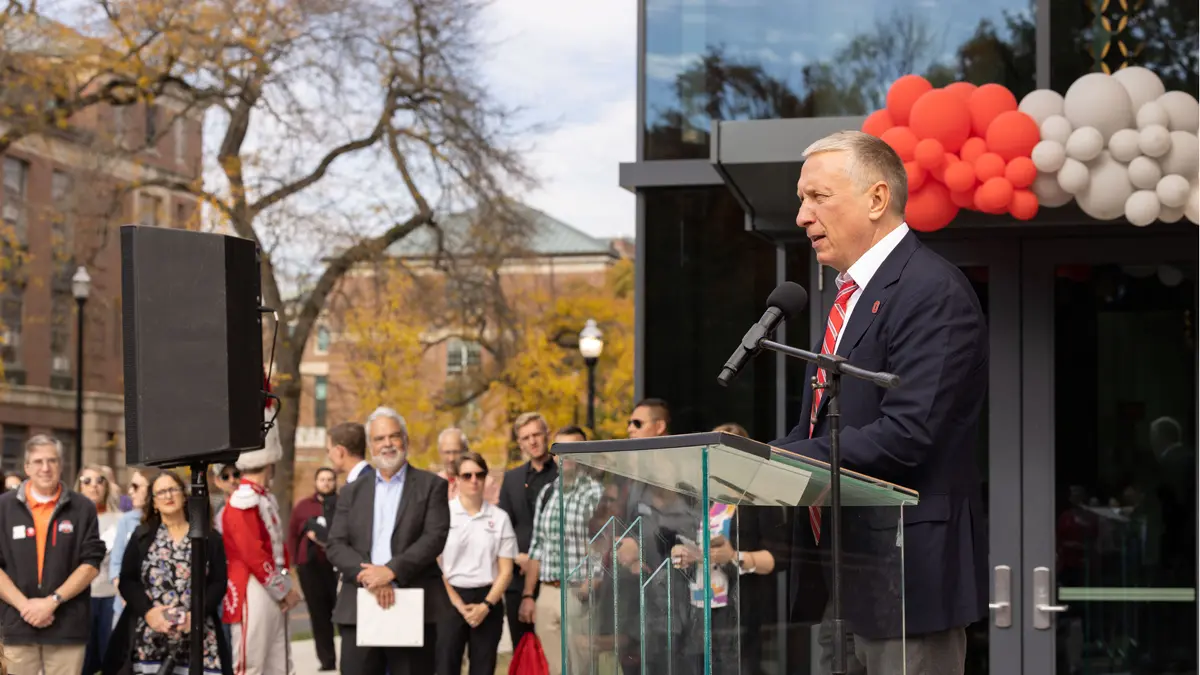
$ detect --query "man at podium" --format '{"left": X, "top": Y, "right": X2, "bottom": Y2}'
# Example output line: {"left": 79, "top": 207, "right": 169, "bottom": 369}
{"left": 771, "top": 130, "right": 988, "bottom": 674}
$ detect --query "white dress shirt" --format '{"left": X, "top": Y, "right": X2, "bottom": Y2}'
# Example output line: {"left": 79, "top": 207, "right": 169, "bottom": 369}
{"left": 346, "top": 459, "right": 370, "bottom": 484}
{"left": 440, "top": 498, "right": 517, "bottom": 588}
{"left": 834, "top": 223, "right": 911, "bottom": 352}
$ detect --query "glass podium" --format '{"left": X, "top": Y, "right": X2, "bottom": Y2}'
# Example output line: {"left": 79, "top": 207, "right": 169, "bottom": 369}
{"left": 551, "top": 432, "right": 918, "bottom": 675}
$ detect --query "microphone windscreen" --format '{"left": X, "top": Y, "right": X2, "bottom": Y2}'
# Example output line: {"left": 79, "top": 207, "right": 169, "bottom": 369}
{"left": 766, "top": 282, "right": 808, "bottom": 317}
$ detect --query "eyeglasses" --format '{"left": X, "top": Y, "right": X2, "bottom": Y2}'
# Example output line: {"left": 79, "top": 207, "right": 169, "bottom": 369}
{"left": 154, "top": 487, "right": 183, "bottom": 500}
{"left": 220, "top": 470, "right": 241, "bottom": 482}
{"left": 627, "top": 419, "right": 646, "bottom": 429}
{"left": 458, "top": 471, "right": 486, "bottom": 482}
{"left": 79, "top": 476, "right": 107, "bottom": 486}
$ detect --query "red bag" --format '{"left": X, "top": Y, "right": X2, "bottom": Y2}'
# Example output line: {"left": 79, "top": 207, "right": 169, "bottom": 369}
{"left": 508, "top": 633, "right": 550, "bottom": 675}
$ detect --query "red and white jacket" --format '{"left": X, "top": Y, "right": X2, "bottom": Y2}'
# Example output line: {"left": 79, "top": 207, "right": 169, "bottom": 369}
{"left": 221, "top": 479, "right": 292, "bottom": 623}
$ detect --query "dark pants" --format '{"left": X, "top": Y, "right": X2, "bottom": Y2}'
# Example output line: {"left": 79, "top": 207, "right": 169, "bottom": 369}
{"left": 504, "top": 589, "right": 535, "bottom": 652}
{"left": 298, "top": 558, "right": 339, "bottom": 670}
{"left": 339, "top": 623, "right": 436, "bottom": 675}
{"left": 84, "top": 595, "right": 114, "bottom": 674}
{"left": 437, "top": 586, "right": 504, "bottom": 675}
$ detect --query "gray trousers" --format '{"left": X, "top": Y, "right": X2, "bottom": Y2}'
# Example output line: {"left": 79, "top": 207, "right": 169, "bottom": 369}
{"left": 818, "top": 606, "right": 967, "bottom": 675}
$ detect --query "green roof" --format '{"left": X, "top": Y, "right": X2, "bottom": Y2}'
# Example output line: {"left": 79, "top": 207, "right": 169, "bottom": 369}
{"left": 386, "top": 203, "right": 616, "bottom": 259}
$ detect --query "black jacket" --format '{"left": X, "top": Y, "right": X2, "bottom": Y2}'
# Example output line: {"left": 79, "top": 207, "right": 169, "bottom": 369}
{"left": 0, "top": 482, "right": 105, "bottom": 645}
{"left": 497, "top": 459, "right": 558, "bottom": 594}
{"left": 326, "top": 465, "right": 451, "bottom": 626}
{"left": 102, "top": 522, "right": 231, "bottom": 675}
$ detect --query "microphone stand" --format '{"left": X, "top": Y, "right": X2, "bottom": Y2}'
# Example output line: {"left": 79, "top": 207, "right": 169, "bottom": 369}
{"left": 189, "top": 462, "right": 210, "bottom": 675}
{"left": 758, "top": 338, "right": 899, "bottom": 675}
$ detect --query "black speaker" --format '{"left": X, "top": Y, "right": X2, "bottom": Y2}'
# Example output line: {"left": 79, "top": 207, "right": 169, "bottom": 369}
{"left": 121, "top": 225, "right": 265, "bottom": 467}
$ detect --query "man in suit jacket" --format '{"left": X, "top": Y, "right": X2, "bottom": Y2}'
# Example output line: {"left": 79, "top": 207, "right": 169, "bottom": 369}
{"left": 327, "top": 406, "right": 451, "bottom": 674}
{"left": 772, "top": 130, "right": 988, "bottom": 674}
{"left": 497, "top": 412, "right": 558, "bottom": 651}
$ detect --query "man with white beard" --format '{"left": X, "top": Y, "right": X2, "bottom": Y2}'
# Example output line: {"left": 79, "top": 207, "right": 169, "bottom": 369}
{"left": 327, "top": 406, "right": 451, "bottom": 674}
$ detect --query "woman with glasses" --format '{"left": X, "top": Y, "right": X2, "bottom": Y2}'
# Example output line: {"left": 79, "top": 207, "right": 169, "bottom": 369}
{"left": 77, "top": 464, "right": 122, "bottom": 674}
{"left": 104, "top": 471, "right": 231, "bottom": 675}
{"left": 437, "top": 451, "right": 516, "bottom": 675}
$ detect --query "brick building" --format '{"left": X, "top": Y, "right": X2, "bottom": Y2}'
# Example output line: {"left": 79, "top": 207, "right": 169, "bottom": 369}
{"left": 0, "top": 90, "right": 204, "bottom": 478}
{"left": 289, "top": 204, "right": 628, "bottom": 497}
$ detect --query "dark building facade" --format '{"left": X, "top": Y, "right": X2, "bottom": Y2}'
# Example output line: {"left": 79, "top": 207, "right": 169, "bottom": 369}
{"left": 623, "top": 0, "right": 1198, "bottom": 672}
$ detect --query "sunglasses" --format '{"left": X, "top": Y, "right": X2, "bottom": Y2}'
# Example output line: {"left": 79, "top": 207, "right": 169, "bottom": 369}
{"left": 221, "top": 470, "right": 241, "bottom": 482}
{"left": 458, "top": 471, "right": 486, "bottom": 481}
{"left": 80, "top": 476, "right": 107, "bottom": 486}
{"left": 627, "top": 419, "right": 646, "bottom": 429}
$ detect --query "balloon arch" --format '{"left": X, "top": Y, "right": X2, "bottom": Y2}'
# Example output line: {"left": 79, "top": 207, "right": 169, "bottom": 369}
{"left": 861, "top": 69, "right": 1200, "bottom": 232}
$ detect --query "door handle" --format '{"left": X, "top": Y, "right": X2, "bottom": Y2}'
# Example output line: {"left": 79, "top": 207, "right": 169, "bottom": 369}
{"left": 1032, "top": 566, "right": 1068, "bottom": 630}
{"left": 988, "top": 565, "right": 1012, "bottom": 628}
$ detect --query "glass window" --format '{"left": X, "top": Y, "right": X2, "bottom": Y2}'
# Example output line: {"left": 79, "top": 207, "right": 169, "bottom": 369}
{"left": 315, "top": 325, "right": 332, "bottom": 353}
{"left": 50, "top": 292, "right": 72, "bottom": 380}
{"left": 145, "top": 105, "right": 158, "bottom": 147}
{"left": 1, "top": 425, "right": 27, "bottom": 474}
{"left": 1050, "top": 1, "right": 1198, "bottom": 94}
{"left": 314, "top": 375, "right": 328, "bottom": 428}
{"left": 1, "top": 291, "right": 22, "bottom": 367}
{"left": 446, "top": 339, "right": 482, "bottom": 375}
{"left": 644, "top": 0, "right": 1037, "bottom": 159}
{"left": 173, "top": 117, "right": 186, "bottom": 166}
{"left": 51, "top": 170, "right": 74, "bottom": 253}
{"left": 2, "top": 157, "right": 29, "bottom": 243}
{"left": 140, "top": 194, "right": 163, "bottom": 227}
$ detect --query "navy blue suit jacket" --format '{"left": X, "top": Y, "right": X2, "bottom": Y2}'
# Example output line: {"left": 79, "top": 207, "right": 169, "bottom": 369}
{"left": 772, "top": 230, "right": 988, "bottom": 639}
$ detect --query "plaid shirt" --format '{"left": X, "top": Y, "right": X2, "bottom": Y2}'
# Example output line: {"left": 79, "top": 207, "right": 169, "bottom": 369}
{"left": 528, "top": 474, "right": 603, "bottom": 583}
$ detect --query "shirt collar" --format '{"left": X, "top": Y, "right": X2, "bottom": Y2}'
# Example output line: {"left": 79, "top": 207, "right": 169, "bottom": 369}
{"left": 348, "top": 460, "right": 369, "bottom": 482}
{"left": 375, "top": 463, "right": 407, "bottom": 485}
{"left": 843, "top": 223, "right": 910, "bottom": 291}
{"left": 451, "top": 496, "right": 492, "bottom": 517}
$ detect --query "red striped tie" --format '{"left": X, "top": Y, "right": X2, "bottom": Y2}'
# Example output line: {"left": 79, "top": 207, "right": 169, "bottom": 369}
{"left": 808, "top": 275, "right": 858, "bottom": 545}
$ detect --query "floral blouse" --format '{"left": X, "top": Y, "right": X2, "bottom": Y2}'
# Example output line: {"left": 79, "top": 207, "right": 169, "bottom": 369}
{"left": 133, "top": 524, "right": 221, "bottom": 675}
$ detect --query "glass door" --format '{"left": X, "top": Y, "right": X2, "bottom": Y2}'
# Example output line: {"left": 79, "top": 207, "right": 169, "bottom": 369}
{"left": 1022, "top": 234, "right": 1199, "bottom": 674}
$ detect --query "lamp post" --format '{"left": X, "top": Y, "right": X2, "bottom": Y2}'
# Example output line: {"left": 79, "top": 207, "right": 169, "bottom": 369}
{"left": 72, "top": 266, "right": 91, "bottom": 477}
{"left": 578, "top": 319, "right": 604, "bottom": 431}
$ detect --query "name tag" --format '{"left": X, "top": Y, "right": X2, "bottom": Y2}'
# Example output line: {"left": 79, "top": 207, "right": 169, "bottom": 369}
{"left": 12, "top": 526, "right": 25, "bottom": 540}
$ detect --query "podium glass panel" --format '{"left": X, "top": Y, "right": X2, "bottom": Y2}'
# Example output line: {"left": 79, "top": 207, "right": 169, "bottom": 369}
{"left": 553, "top": 432, "right": 917, "bottom": 675}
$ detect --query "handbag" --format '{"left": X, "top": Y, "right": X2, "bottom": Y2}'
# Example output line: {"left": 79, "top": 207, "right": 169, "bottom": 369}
{"left": 508, "top": 633, "right": 550, "bottom": 675}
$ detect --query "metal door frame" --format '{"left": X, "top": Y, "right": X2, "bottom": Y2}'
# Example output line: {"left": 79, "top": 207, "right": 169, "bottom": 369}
{"left": 1020, "top": 232, "right": 1198, "bottom": 673}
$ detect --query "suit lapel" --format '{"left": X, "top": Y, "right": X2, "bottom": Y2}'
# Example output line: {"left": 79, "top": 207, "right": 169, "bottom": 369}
{"left": 391, "top": 467, "right": 415, "bottom": 547}
{"left": 361, "top": 475, "right": 378, "bottom": 550}
{"left": 815, "top": 231, "right": 921, "bottom": 420}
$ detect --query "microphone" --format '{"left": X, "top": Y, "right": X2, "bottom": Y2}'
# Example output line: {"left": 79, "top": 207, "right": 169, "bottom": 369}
{"left": 717, "top": 282, "right": 808, "bottom": 387}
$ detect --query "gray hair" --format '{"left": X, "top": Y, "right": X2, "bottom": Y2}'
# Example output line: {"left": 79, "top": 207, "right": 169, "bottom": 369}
{"left": 803, "top": 130, "right": 908, "bottom": 216}
{"left": 364, "top": 406, "right": 409, "bottom": 448}
{"left": 437, "top": 427, "right": 470, "bottom": 452}
{"left": 24, "top": 434, "right": 63, "bottom": 464}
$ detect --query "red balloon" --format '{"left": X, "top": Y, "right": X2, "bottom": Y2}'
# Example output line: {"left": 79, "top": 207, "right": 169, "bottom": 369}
{"left": 886, "top": 75, "right": 934, "bottom": 126}
{"left": 905, "top": 161, "right": 928, "bottom": 191}
{"left": 930, "top": 152, "right": 958, "bottom": 183}
{"left": 1009, "top": 189, "right": 1039, "bottom": 220}
{"left": 909, "top": 89, "right": 972, "bottom": 152}
{"left": 950, "top": 187, "right": 976, "bottom": 209}
{"left": 862, "top": 109, "right": 895, "bottom": 138}
{"left": 986, "top": 110, "right": 1041, "bottom": 162}
{"left": 1004, "top": 156, "right": 1038, "bottom": 189}
{"left": 944, "top": 160, "right": 977, "bottom": 193}
{"left": 967, "top": 84, "right": 1019, "bottom": 138}
{"left": 974, "top": 152, "right": 1006, "bottom": 182}
{"left": 905, "top": 181, "right": 958, "bottom": 232}
{"left": 960, "top": 137, "right": 988, "bottom": 165}
{"left": 880, "top": 126, "right": 920, "bottom": 162}
{"left": 944, "top": 82, "right": 977, "bottom": 102}
{"left": 975, "top": 177, "right": 1015, "bottom": 214}
{"left": 914, "top": 138, "right": 946, "bottom": 170}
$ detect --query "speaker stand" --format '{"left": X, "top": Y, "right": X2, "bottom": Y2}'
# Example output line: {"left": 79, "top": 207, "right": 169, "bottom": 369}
{"left": 189, "top": 463, "right": 210, "bottom": 675}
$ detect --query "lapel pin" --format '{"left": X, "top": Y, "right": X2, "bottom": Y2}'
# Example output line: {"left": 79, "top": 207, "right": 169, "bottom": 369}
{"left": 871, "top": 300, "right": 880, "bottom": 314}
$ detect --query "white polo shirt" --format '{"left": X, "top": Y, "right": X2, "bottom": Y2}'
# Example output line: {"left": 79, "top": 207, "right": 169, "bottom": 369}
{"left": 441, "top": 497, "right": 517, "bottom": 588}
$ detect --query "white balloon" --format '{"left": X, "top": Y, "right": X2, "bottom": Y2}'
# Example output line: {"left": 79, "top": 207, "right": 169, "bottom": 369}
{"left": 1032, "top": 140, "right": 1067, "bottom": 173}
{"left": 1157, "top": 91, "right": 1200, "bottom": 133}
{"left": 1065, "top": 126, "right": 1105, "bottom": 161}
{"left": 1139, "top": 125, "right": 1171, "bottom": 158}
{"left": 1159, "top": 204, "right": 1186, "bottom": 222}
{"left": 1040, "top": 115, "right": 1073, "bottom": 144}
{"left": 1136, "top": 101, "right": 1171, "bottom": 130}
{"left": 1157, "top": 131, "right": 1200, "bottom": 180}
{"left": 1108, "top": 128, "right": 1142, "bottom": 162}
{"left": 1032, "top": 173, "right": 1073, "bottom": 207}
{"left": 1158, "top": 266, "right": 1184, "bottom": 287}
{"left": 1156, "top": 174, "right": 1191, "bottom": 208}
{"left": 1112, "top": 67, "right": 1166, "bottom": 112}
{"left": 1128, "top": 156, "right": 1163, "bottom": 190}
{"left": 1124, "top": 190, "right": 1161, "bottom": 227}
{"left": 1019, "top": 90, "right": 1066, "bottom": 126}
{"left": 1063, "top": 72, "right": 1135, "bottom": 141}
{"left": 1076, "top": 151, "right": 1134, "bottom": 219}
{"left": 1058, "top": 158, "right": 1090, "bottom": 194}
{"left": 1186, "top": 181, "right": 1200, "bottom": 225}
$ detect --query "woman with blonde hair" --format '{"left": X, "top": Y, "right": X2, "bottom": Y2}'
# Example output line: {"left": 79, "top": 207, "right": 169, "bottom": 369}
{"left": 76, "top": 465, "right": 123, "bottom": 673}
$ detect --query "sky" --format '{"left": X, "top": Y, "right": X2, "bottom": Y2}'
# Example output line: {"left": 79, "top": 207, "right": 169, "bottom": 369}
{"left": 479, "top": 0, "right": 638, "bottom": 240}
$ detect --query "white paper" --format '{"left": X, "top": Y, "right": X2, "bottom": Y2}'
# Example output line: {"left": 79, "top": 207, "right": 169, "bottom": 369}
{"left": 355, "top": 588, "right": 424, "bottom": 647}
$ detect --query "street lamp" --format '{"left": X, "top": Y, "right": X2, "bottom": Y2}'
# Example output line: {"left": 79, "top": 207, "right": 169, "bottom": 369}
{"left": 578, "top": 319, "right": 604, "bottom": 431}
{"left": 72, "top": 266, "right": 91, "bottom": 477}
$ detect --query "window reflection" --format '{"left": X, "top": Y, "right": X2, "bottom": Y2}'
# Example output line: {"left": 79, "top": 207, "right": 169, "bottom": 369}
{"left": 644, "top": 0, "right": 1037, "bottom": 160}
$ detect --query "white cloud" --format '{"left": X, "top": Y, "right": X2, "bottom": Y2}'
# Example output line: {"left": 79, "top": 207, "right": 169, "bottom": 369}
{"left": 481, "top": 0, "right": 637, "bottom": 239}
